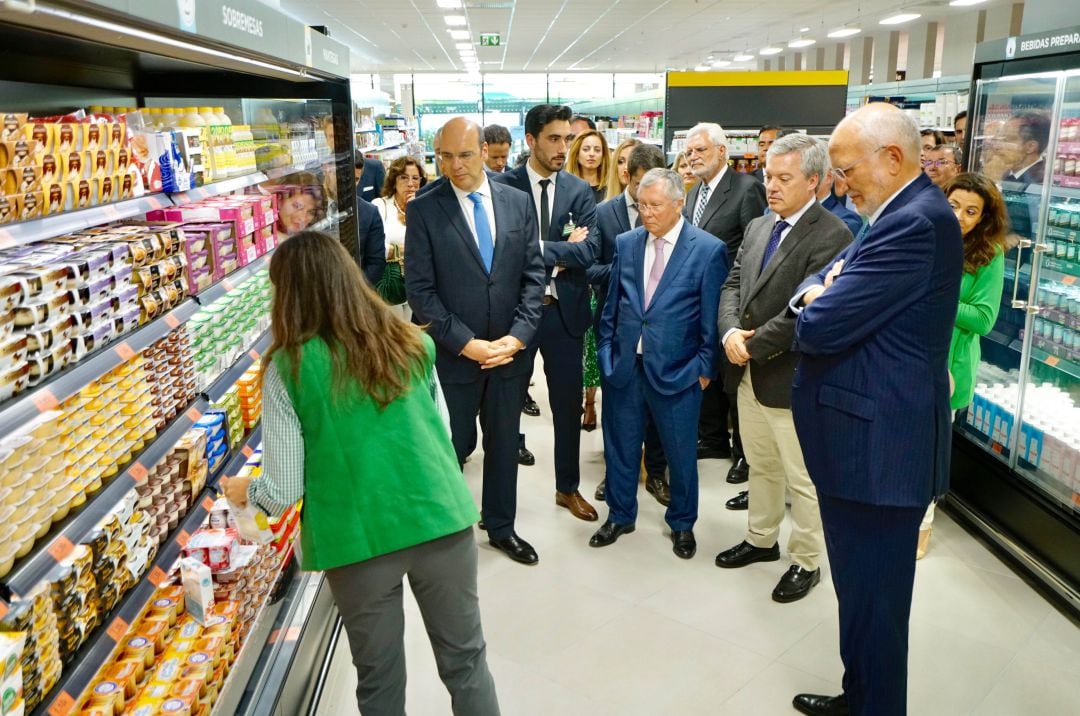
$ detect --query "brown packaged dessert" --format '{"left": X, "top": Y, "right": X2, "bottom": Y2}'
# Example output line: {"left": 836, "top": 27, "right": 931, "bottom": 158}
{"left": 0, "top": 113, "right": 26, "bottom": 142}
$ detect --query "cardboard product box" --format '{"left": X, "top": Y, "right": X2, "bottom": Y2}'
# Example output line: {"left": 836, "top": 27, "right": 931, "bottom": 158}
{"left": 14, "top": 192, "right": 41, "bottom": 221}
{"left": 0, "top": 140, "right": 37, "bottom": 170}
{"left": 12, "top": 167, "right": 39, "bottom": 195}
{"left": 60, "top": 149, "right": 87, "bottom": 181}
{"left": 53, "top": 122, "right": 81, "bottom": 155}
{"left": 83, "top": 122, "right": 105, "bottom": 154}
{"left": 36, "top": 152, "right": 62, "bottom": 186}
{"left": 69, "top": 178, "right": 94, "bottom": 209}
{"left": 172, "top": 128, "right": 206, "bottom": 188}
{"left": 21, "top": 123, "right": 53, "bottom": 156}
{"left": 130, "top": 130, "right": 189, "bottom": 193}
{"left": 96, "top": 175, "right": 116, "bottom": 205}
{"left": 0, "top": 114, "right": 27, "bottom": 144}
{"left": 147, "top": 203, "right": 254, "bottom": 241}
{"left": 41, "top": 183, "right": 66, "bottom": 216}
{"left": 89, "top": 148, "right": 113, "bottom": 179}
{"left": 108, "top": 121, "right": 126, "bottom": 152}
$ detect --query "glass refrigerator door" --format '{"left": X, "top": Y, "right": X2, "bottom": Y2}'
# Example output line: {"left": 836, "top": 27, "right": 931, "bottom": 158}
{"left": 1020, "top": 71, "right": 1080, "bottom": 512}
{"left": 962, "top": 72, "right": 1061, "bottom": 466}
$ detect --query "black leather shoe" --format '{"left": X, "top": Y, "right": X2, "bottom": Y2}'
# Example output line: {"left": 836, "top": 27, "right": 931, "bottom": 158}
{"left": 772, "top": 565, "right": 821, "bottom": 603}
{"left": 489, "top": 534, "right": 539, "bottom": 565}
{"left": 671, "top": 530, "right": 696, "bottom": 559}
{"left": 726, "top": 457, "right": 749, "bottom": 484}
{"left": 725, "top": 490, "right": 748, "bottom": 510}
{"left": 645, "top": 475, "right": 671, "bottom": 506}
{"left": 792, "top": 693, "right": 848, "bottom": 715}
{"left": 594, "top": 479, "right": 606, "bottom": 502}
{"left": 477, "top": 520, "right": 485, "bottom": 530}
{"left": 518, "top": 446, "right": 535, "bottom": 466}
{"left": 589, "top": 521, "right": 635, "bottom": 547}
{"left": 715, "top": 541, "right": 780, "bottom": 568}
{"left": 696, "top": 441, "right": 732, "bottom": 460}
{"left": 522, "top": 393, "right": 540, "bottom": 417}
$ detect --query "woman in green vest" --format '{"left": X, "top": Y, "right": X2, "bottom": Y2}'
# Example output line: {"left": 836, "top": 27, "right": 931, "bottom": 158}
{"left": 222, "top": 231, "right": 499, "bottom": 715}
{"left": 918, "top": 172, "right": 1008, "bottom": 559}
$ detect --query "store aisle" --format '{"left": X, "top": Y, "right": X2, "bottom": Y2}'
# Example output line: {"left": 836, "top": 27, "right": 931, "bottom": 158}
{"left": 315, "top": 379, "right": 1080, "bottom": 716}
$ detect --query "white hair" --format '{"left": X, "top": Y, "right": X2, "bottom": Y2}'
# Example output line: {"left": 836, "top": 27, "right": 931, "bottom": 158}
{"left": 766, "top": 133, "right": 828, "bottom": 181}
{"left": 686, "top": 122, "right": 728, "bottom": 151}
{"left": 638, "top": 168, "right": 685, "bottom": 201}
{"left": 834, "top": 104, "right": 921, "bottom": 161}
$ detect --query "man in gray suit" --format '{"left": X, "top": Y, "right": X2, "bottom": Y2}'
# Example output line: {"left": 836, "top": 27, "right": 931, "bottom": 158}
{"left": 713, "top": 134, "right": 852, "bottom": 603}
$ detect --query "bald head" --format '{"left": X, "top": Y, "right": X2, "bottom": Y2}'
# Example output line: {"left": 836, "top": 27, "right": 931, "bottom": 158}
{"left": 829, "top": 103, "right": 922, "bottom": 217}
{"left": 439, "top": 117, "right": 488, "bottom": 192}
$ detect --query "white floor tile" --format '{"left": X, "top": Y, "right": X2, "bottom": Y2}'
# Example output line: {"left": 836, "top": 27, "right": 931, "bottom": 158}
{"left": 974, "top": 656, "right": 1080, "bottom": 716}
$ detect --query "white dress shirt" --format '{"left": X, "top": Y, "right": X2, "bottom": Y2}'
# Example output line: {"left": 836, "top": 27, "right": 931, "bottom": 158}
{"left": 525, "top": 161, "right": 559, "bottom": 295}
{"left": 623, "top": 187, "right": 638, "bottom": 228}
{"left": 639, "top": 216, "right": 685, "bottom": 353}
{"left": 450, "top": 178, "right": 497, "bottom": 249}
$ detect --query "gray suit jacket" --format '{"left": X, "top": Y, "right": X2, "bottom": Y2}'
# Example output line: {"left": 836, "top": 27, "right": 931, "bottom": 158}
{"left": 718, "top": 201, "right": 852, "bottom": 408}
{"left": 685, "top": 169, "right": 767, "bottom": 265}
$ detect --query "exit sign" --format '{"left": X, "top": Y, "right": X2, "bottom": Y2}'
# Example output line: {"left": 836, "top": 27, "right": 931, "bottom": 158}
{"left": 480, "top": 33, "right": 501, "bottom": 47}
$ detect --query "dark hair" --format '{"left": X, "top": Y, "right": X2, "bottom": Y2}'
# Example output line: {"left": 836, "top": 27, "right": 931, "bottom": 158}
{"left": 525, "top": 104, "right": 572, "bottom": 138}
{"left": 514, "top": 150, "right": 531, "bottom": 168}
{"left": 954, "top": 110, "right": 967, "bottom": 124}
{"left": 1011, "top": 110, "right": 1051, "bottom": 152}
{"left": 921, "top": 128, "right": 945, "bottom": 147}
{"left": 936, "top": 143, "right": 964, "bottom": 168}
{"left": 758, "top": 124, "right": 783, "bottom": 136}
{"left": 265, "top": 231, "right": 428, "bottom": 409}
{"left": 483, "top": 124, "right": 511, "bottom": 145}
{"left": 571, "top": 115, "right": 596, "bottom": 130}
{"left": 354, "top": 153, "right": 366, "bottom": 170}
{"left": 628, "top": 144, "right": 666, "bottom": 176}
{"left": 381, "top": 156, "right": 427, "bottom": 198}
{"left": 942, "top": 172, "right": 1008, "bottom": 274}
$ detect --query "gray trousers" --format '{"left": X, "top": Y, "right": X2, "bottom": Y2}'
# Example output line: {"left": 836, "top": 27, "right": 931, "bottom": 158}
{"left": 325, "top": 528, "right": 500, "bottom": 716}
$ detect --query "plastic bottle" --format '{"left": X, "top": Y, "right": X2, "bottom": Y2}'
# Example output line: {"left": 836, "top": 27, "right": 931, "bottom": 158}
{"left": 210, "top": 106, "right": 235, "bottom": 177}
{"left": 157, "top": 107, "right": 178, "bottom": 128}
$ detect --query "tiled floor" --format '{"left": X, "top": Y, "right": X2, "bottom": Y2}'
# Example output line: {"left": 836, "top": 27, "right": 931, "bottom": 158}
{"left": 315, "top": 383, "right": 1080, "bottom": 715}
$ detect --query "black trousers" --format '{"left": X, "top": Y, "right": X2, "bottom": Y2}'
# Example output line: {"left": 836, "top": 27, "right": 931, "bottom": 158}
{"left": 527, "top": 303, "right": 584, "bottom": 494}
{"left": 698, "top": 378, "right": 743, "bottom": 458}
{"left": 443, "top": 371, "right": 529, "bottom": 540}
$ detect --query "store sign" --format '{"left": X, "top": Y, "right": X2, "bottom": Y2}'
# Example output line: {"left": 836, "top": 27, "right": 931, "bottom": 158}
{"left": 310, "top": 30, "right": 347, "bottom": 75}
{"left": 979, "top": 25, "right": 1080, "bottom": 62}
{"left": 480, "top": 33, "right": 501, "bottom": 47}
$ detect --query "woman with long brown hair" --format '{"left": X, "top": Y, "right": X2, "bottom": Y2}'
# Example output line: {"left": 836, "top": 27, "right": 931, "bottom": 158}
{"left": 221, "top": 231, "right": 499, "bottom": 715}
{"left": 918, "top": 172, "right": 1008, "bottom": 558}
{"left": 566, "top": 129, "right": 611, "bottom": 205}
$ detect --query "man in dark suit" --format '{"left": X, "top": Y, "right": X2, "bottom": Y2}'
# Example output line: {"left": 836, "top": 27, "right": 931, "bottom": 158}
{"left": 750, "top": 125, "right": 782, "bottom": 183}
{"left": 492, "top": 104, "right": 601, "bottom": 524}
{"left": 591, "top": 143, "right": 668, "bottom": 504}
{"left": 787, "top": 103, "right": 962, "bottom": 716}
{"left": 589, "top": 168, "right": 727, "bottom": 559}
{"left": 816, "top": 165, "right": 863, "bottom": 238}
{"left": 714, "top": 134, "right": 852, "bottom": 604}
{"left": 484, "top": 124, "right": 512, "bottom": 174}
{"left": 355, "top": 156, "right": 386, "bottom": 203}
{"left": 405, "top": 118, "right": 546, "bottom": 566}
{"left": 683, "top": 122, "right": 767, "bottom": 483}
{"left": 355, "top": 196, "right": 386, "bottom": 286}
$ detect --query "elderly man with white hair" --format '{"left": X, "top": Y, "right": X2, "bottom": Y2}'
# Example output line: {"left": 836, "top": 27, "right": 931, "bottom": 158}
{"left": 787, "top": 103, "right": 963, "bottom": 716}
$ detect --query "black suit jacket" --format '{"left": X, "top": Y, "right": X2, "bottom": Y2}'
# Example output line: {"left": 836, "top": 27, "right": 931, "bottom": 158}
{"left": 685, "top": 169, "right": 767, "bottom": 265}
{"left": 354, "top": 195, "right": 386, "bottom": 286}
{"left": 404, "top": 180, "right": 545, "bottom": 384}
{"left": 589, "top": 193, "right": 631, "bottom": 332}
{"left": 358, "top": 157, "right": 386, "bottom": 202}
{"left": 492, "top": 166, "right": 600, "bottom": 338}
{"left": 718, "top": 202, "right": 853, "bottom": 407}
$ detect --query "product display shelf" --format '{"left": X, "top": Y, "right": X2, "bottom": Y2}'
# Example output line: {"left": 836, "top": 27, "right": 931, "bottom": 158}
{"left": 0, "top": 194, "right": 173, "bottom": 251}
{"left": 1041, "top": 257, "right": 1080, "bottom": 280}
{"left": 168, "top": 172, "right": 275, "bottom": 207}
{"left": 33, "top": 486, "right": 220, "bottom": 716}
{"left": 0, "top": 397, "right": 210, "bottom": 606}
{"left": 205, "top": 424, "right": 263, "bottom": 492}
{"left": 263, "top": 158, "right": 336, "bottom": 183}
{"left": 0, "top": 301, "right": 201, "bottom": 439}
{"left": 1051, "top": 182, "right": 1080, "bottom": 198}
{"left": 193, "top": 247, "right": 277, "bottom": 308}
{"left": 203, "top": 332, "right": 271, "bottom": 404}
{"left": 1028, "top": 342, "right": 1080, "bottom": 380}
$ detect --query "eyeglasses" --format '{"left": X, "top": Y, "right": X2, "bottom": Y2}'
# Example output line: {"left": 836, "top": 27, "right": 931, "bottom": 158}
{"left": 833, "top": 146, "right": 886, "bottom": 184}
{"left": 397, "top": 174, "right": 422, "bottom": 183}
{"left": 922, "top": 159, "right": 957, "bottom": 168}
{"left": 637, "top": 201, "right": 672, "bottom": 214}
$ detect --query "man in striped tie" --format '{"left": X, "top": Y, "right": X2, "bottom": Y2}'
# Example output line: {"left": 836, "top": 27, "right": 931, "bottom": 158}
{"left": 590, "top": 169, "right": 728, "bottom": 559}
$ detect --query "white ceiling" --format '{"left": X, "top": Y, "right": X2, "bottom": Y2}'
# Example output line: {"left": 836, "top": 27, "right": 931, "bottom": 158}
{"left": 276, "top": 0, "right": 1013, "bottom": 73}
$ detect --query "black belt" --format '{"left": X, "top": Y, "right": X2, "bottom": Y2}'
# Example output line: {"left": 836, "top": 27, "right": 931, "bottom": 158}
{"left": 542, "top": 295, "right": 558, "bottom": 305}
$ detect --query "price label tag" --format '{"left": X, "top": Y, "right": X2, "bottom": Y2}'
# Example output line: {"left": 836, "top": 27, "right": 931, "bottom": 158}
{"left": 32, "top": 388, "right": 60, "bottom": 412}
{"left": 177, "top": 530, "right": 191, "bottom": 548}
{"left": 202, "top": 495, "right": 215, "bottom": 511}
{"left": 1046, "top": 355, "right": 1061, "bottom": 367}
{"left": 114, "top": 342, "right": 136, "bottom": 361}
{"left": 103, "top": 204, "right": 122, "bottom": 220}
{"left": 186, "top": 407, "right": 202, "bottom": 422}
{"left": 248, "top": 349, "right": 260, "bottom": 361}
{"left": 164, "top": 312, "right": 181, "bottom": 328}
{"left": 991, "top": 441, "right": 1003, "bottom": 454}
{"left": 47, "top": 535, "right": 75, "bottom": 562}
{"left": 0, "top": 600, "right": 8, "bottom": 620}
{"left": 222, "top": 278, "right": 235, "bottom": 292}
{"left": 129, "top": 463, "right": 149, "bottom": 484}
{"left": 106, "top": 616, "right": 130, "bottom": 642}
{"left": 148, "top": 566, "right": 168, "bottom": 587}
{"left": 284, "top": 626, "right": 301, "bottom": 642}
{"left": 242, "top": 444, "right": 254, "bottom": 458}
{"left": 47, "top": 691, "right": 76, "bottom": 716}
{"left": 1063, "top": 276, "right": 1076, "bottom": 286}
{"left": 148, "top": 196, "right": 163, "bottom": 210}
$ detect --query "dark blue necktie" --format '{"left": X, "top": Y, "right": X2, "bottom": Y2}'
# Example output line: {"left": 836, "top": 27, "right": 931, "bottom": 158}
{"left": 469, "top": 192, "right": 494, "bottom": 273}
{"left": 760, "top": 220, "right": 789, "bottom": 272}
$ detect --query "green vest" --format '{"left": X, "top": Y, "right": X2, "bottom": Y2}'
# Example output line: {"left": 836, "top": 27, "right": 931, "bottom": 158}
{"left": 275, "top": 333, "right": 478, "bottom": 571}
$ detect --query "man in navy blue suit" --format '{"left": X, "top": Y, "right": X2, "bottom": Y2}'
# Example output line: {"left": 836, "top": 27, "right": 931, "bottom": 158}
{"left": 788, "top": 103, "right": 962, "bottom": 716}
{"left": 590, "top": 168, "right": 728, "bottom": 559}
{"left": 493, "top": 104, "right": 602, "bottom": 524}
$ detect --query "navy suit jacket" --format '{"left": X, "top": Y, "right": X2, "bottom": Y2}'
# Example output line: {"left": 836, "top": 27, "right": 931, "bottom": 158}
{"left": 492, "top": 166, "right": 600, "bottom": 338}
{"left": 822, "top": 193, "right": 863, "bottom": 238}
{"left": 358, "top": 158, "right": 385, "bottom": 202}
{"left": 791, "top": 173, "right": 963, "bottom": 507}
{"left": 354, "top": 195, "right": 386, "bottom": 286}
{"left": 404, "top": 179, "right": 546, "bottom": 384}
{"left": 598, "top": 222, "right": 728, "bottom": 395}
{"left": 588, "top": 193, "right": 631, "bottom": 332}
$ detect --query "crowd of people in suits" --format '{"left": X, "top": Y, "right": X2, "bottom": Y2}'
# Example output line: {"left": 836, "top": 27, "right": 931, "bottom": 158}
{"left": 323, "top": 100, "right": 1020, "bottom": 715}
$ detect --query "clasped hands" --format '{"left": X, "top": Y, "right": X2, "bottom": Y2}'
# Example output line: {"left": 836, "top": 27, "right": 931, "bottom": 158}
{"left": 801, "top": 259, "right": 845, "bottom": 307}
{"left": 462, "top": 336, "right": 525, "bottom": 369}
{"left": 724, "top": 329, "right": 756, "bottom": 366}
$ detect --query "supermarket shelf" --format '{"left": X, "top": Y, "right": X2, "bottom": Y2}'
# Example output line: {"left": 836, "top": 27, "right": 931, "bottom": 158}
{"left": 1042, "top": 257, "right": 1080, "bottom": 280}
{"left": 0, "top": 193, "right": 172, "bottom": 251}
{"left": 207, "top": 423, "right": 263, "bottom": 489}
{"left": 34, "top": 486, "right": 219, "bottom": 716}
{"left": 1029, "top": 342, "right": 1080, "bottom": 380}
{"left": 263, "top": 159, "right": 332, "bottom": 182}
{"left": 365, "top": 142, "right": 404, "bottom": 152}
{"left": 203, "top": 331, "right": 271, "bottom": 403}
{"left": 355, "top": 128, "right": 378, "bottom": 134}
{"left": 1051, "top": 177, "right": 1080, "bottom": 195}
{"left": 1, "top": 398, "right": 209, "bottom": 603}
{"left": 170, "top": 172, "right": 273, "bottom": 205}
{"left": 194, "top": 247, "right": 277, "bottom": 306}
{"left": 0, "top": 299, "right": 201, "bottom": 440}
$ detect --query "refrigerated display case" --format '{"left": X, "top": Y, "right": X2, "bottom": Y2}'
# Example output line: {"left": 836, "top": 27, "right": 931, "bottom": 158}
{"left": 949, "top": 26, "right": 1080, "bottom": 616}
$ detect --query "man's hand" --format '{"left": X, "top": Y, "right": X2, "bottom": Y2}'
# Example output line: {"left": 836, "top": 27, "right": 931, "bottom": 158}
{"left": 724, "top": 329, "right": 755, "bottom": 366}
{"left": 221, "top": 476, "right": 252, "bottom": 508}
{"left": 567, "top": 226, "right": 588, "bottom": 244}
{"left": 482, "top": 336, "right": 525, "bottom": 369}
{"left": 461, "top": 339, "right": 499, "bottom": 364}
{"left": 823, "top": 259, "right": 845, "bottom": 288}
{"left": 801, "top": 285, "right": 826, "bottom": 307}
{"left": 699, "top": 376, "right": 711, "bottom": 390}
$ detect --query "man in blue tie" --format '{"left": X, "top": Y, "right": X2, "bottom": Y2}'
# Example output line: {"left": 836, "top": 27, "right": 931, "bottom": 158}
{"left": 590, "top": 169, "right": 728, "bottom": 559}
{"left": 405, "top": 118, "right": 546, "bottom": 566}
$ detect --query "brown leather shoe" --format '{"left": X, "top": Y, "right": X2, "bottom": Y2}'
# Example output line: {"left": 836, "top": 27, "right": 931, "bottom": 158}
{"left": 555, "top": 490, "right": 599, "bottom": 521}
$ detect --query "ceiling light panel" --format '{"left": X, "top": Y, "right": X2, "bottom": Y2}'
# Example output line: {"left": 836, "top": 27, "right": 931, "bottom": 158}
{"left": 448, "top": 29, "right": 470, "bottom": 39}
{"left": 880, "top": 13, "right": 921, "bottom": 25}
{"left": 444, "top": 16, "right": 467, "bottom": 26}
{"left": 827, "top": 28, "right": 862, "bottom": 38}
{"left": 759, "top": 46, "right": 783, "bottom": 55}
{"left": 436, "top": 0, "right": 462, "bottom": 8}
{"left": 789, "top": 38, "right": 815, "bottom": 48}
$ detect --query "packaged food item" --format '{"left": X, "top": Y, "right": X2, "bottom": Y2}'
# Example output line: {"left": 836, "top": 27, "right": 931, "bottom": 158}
{"left": 179, "top": 557, "right": 214, "bottom": 626}
{"left": 0, "top": 633, "right": 23, "bottom": 683}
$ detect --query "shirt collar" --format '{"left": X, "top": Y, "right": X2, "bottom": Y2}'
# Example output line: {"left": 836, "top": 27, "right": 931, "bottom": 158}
{"left": 869, "top": 175, "right": 920, "bottom": 225}
{"left": 623, "top": 187, "right": 635, "bottom": 207}
{"left": 1012, "top": 156, "right": 1044, "bottom": 179}
{"left": 776, "top": 195, "right": 817, "bottom": 227}
{"left": 526, "top": 161, "right": 557, "bottom": 188}
{"left": 704, "top": 164, "right": 728, "bottom": 193}
{"left": 451, "top": 177, "right": 492, "bottom": 202}
{"left": 652, "top": 216, "right": 685, "bottom": 245}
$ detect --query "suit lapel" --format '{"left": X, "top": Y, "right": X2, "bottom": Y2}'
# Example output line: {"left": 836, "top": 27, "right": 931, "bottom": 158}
{"left": 489, "top": 183, "right": 512, "bottom": 272}
{"left": 631, "top": 229, "right": 647, "bottom": 312}
{"left": 747, "top": 209, "right": 819, "bottom": 306}
{"left": 436, "top": 183, "right": 487, "bottom": 273}
{"left": 645, "top": 222, "right": 694, "bottom": 313}
{"left": 614, "top": 194, "right": 631, "bottom": 234}
{"left": 739, "top": 219, "right": 769, "bottom": 302}
{"left": 697, "top": 170, "right": 733, "bottom": 228}
{"left": 549, "top": 170, "right": 573, "bottom": 242}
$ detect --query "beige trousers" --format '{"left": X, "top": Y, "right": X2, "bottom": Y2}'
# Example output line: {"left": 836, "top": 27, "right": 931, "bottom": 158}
{"left": 738, "top": 367, "right": 823, "bottom": 570}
